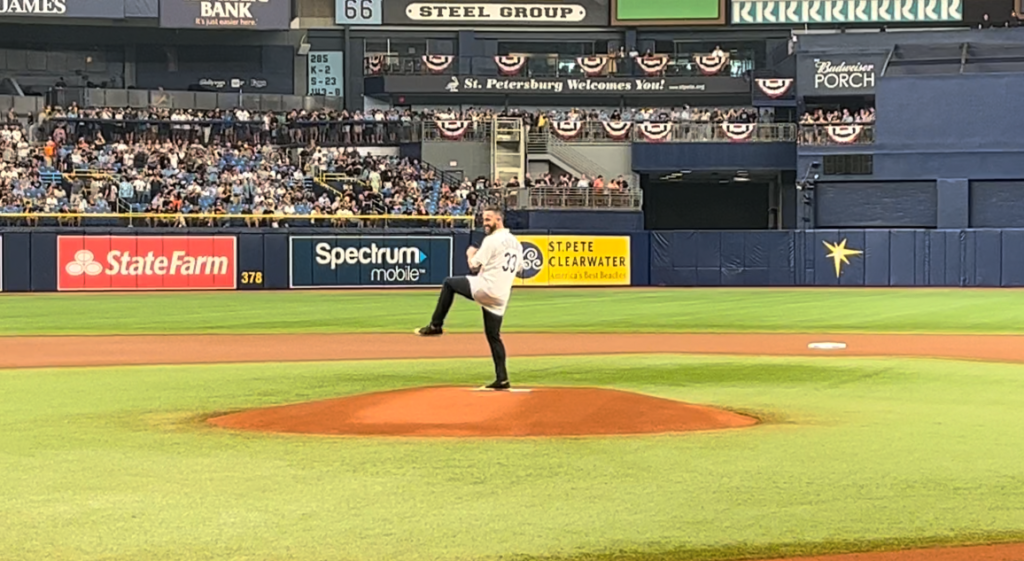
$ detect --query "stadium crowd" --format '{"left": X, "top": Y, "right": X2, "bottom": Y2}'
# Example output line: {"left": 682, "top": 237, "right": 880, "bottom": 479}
{"left": 2, "top": 105, "right": 642, "bottom": 225}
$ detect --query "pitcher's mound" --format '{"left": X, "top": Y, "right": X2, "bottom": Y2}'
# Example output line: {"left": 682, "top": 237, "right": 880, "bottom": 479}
{"left": 208, "top": 387, "right": 758, "bottom": 437}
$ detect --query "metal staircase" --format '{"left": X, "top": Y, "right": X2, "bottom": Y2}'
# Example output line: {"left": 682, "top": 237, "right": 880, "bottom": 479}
{"left": 491, "top": 117, "right": 525, "bottom": 184}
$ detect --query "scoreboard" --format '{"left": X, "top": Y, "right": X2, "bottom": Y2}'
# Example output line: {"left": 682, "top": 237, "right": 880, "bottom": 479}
{"left": 307, "top": 52, "right": 344, "bottom": 98}
{"left": 612, "top": 0, "right": 725, "bottom": 24}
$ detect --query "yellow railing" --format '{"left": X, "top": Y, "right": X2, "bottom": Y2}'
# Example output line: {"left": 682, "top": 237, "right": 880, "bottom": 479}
{"left": 63, "top": 170, "right": 114, "bottom": 181}
{"left": 1, "top": 212, "right": 475, "bottom": 227}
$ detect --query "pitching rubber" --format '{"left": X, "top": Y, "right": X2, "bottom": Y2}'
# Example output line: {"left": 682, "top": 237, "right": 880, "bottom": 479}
{"left": 469, "top": 387, "right": 533, "bottom": 393}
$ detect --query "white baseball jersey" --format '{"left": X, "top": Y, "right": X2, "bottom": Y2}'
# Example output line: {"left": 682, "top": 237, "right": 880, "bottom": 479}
{"left": 467, "top": 228, "right": 523, "bottom": 316}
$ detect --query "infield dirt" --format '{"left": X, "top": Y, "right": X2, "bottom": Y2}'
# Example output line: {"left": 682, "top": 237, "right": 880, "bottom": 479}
{"left": 6, "top": 332, "right": 1024, "bottom": 369}
{"left": 4, "top": 331, "right": 1024, "bottom": 561}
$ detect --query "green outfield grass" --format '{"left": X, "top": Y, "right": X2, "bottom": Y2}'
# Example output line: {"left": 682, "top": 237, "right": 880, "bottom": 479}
{"left": 2, "top": 355, "right": 1024, "bottom": 561}
{"left": 4, "top": 288, "right": 1024, "bottom": 335}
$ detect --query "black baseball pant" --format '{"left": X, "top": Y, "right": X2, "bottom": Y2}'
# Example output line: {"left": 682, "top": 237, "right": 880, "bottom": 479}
{"left": 430, "top": 276, "right": 508, "bottom": 383}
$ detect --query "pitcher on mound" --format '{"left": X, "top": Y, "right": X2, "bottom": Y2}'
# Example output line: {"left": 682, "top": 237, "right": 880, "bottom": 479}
{"left": 416, "top": 206, "right": 524, "bottom": 390}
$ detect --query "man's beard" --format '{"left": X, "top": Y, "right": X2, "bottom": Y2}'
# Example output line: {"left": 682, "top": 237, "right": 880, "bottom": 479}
{"left": 484, "top": 224, "right": 493, "bottom": 235}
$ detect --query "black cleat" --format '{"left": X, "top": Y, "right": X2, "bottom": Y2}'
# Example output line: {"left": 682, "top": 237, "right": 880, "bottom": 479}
{"left": 483, "top": 380, "right": 511, "bottom": 391}
{"left": 415, "top": 324, "right": 443, "bottom": 336}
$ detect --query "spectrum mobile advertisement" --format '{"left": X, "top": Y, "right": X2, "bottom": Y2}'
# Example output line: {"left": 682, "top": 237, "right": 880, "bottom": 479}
{"left": 289, "top": 236, "right": 453, "bottom": 287}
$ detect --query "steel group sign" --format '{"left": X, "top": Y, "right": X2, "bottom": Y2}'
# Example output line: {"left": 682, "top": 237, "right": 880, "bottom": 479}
{"left": 515, "top": 235, "right": 630, "bottom": 286}
{"left": 159, "top": 0, "right": 291, "bottom": 29}
{"left": 372, "top": 0, "right": 609, "bottom": 25}
{"left": 731, "top": 0, "right": 962, "bottom": 23}
{"left": 57, "top": 236, "right": 237, "bottom": 291}
{"left": 290, "top": 236, "right": 453, "bottom": 288}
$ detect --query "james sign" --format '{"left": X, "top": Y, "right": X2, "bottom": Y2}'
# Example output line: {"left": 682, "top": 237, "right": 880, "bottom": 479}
{"left": 1, "top": 0, "right": 126, "bottom": 17}
{"left": 159, "top": 0, "right": 291, "bottom": 29}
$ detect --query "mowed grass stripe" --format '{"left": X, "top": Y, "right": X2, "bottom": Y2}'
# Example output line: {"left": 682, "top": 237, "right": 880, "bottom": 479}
{"left": 4, "top": 288, "right": 1024, "bottom": 335}
{"left": 1, "top": 355, "right": 1023, "bottom": 561}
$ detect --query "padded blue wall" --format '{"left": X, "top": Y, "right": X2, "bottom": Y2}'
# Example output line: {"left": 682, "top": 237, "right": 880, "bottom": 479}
{"left": 650, "top": 229, "right": 1024, "bottom": 287}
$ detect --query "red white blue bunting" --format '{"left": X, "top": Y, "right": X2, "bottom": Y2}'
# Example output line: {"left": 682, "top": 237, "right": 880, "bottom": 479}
{"left": 634, "top": 55, "right": 669, "bottom": 76}
{"left": 693, "top": 53, "right": 731, "bottom": 76}
{"left": 601, "top": 121, "right": 632, "bottom": 140}
{"left": 827, "top": 124, "right": 862, "bottom": 144}
{"left": 551, "top": 121, "right": 584, "bottom": 140}
{"left": 721, "top": 123, "right": 756, "bottom": 142}
{"left": 576, "top": 56, "right": 607, "bottom": 77}
{"left": 495, "top": 55, "right": 527, "bottom": 76}
{"left": 435, "top": 120, "right": 470, "bottom": 140}
{"left": 755, "top": 78, "right": 793, "bottom": 99}
{"left": 637, "top": 122, "right": 673, "bottom": 142}
{"left": 364, "top": 56, "right": 384, "bottom": 75}
{"left": 422, "top": 55, "right": 454, "bottom": 74}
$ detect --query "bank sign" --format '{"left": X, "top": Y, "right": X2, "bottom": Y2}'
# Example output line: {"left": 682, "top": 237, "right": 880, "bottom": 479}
{"left": 159, "top": 0, "right": 291, "bottom": 29}
{"left": 731, "top": 0, "right": 962, "bottom": 23}
{"left": 338, "top": 0, "right": 609, "bottom": 25}
{"left": 798, "top": 54, "right": 887, "bottom": 96}
{"left": 0, "top": 0, "right": 126, "bottom": 18}
{"left": 290, "top": 236, "right": 453, "bottom": 288}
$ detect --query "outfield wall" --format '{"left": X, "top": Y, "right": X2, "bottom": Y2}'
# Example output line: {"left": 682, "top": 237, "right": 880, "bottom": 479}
{"left": 3, "top": 227, "right": 1024, "bottom": 291}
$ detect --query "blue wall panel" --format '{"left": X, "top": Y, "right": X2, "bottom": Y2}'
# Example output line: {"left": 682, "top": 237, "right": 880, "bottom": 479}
{"left": 263, "top": 233, "right": 290, "bottom": 290}
{"left": 974, "top": 230, "right": 1002, "bottom": 287}
{"left": 963, "top": 230, "right": 978, "bottom": 287}
{"left": 767, "top": 232, "right": 794, "bottom": 286}
{"left": 888, "top": 231, "right": 917, "bottom": 286}
{"left": 926, "top": 230, "right": 945, "bottom": 286}
{"left": 863, "top": 230, "right": 890, "bottom": 286}
{"left": 720, "top": 233, "right": 744, "bottom": 286}
{"left": 1000, "top": 230, "right": 1024, "bottom": 286}
{"left": 237, "top": 233, "right": 265, "bottom": 290}
{"left": 944, "top": 230, "right": 964, "bottom": 286}
{"left": 29, "top": 232, "right": 57, "bottom": 292}
{"left": 2, "top": 233, "right": 31, "bottom": 292}
{"left": 630, "top": 232, "right": 650, "bottom": 287}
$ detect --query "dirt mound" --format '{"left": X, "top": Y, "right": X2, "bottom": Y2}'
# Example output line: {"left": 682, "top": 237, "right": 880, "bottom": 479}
{"left": 207, "top": 386, "right": 758, "bottom": 437}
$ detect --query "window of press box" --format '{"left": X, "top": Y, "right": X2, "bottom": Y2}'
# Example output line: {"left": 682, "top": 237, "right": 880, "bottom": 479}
{"left": 823, "top": 155, "right": 874, "bottom": 176}
{"left": 496, "top": 41, "right": 609, "bottom": 56}
{"left": 364, "top": 38, "right": 453, "bottom": 58}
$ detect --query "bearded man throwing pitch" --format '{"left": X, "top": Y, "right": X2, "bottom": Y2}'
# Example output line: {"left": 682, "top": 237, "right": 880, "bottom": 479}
{"left": 416, "top": 207, "right": 523, "bottom": 390}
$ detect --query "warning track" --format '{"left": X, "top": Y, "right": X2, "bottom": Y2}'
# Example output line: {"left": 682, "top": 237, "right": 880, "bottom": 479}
{"left": 4, "top": 332, "right": 1024, "bottom": 369}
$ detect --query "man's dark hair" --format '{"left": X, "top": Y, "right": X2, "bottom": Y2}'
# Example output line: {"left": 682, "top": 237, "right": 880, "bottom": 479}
{"left": 484, "top": 205, "right": 503, "bottom": 218}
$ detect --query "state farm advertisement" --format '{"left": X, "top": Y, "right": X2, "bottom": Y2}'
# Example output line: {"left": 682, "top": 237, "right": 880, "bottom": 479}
{"left": 58, "top": 236, "right": 237, "bottom": 291}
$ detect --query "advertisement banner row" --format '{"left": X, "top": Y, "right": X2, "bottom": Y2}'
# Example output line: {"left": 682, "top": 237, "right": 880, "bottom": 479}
{"left": 45, "top": 235, "right": 629, "bottom": 291}
{"left": 0, "top": 0, "right": 291, "bottom": 26}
